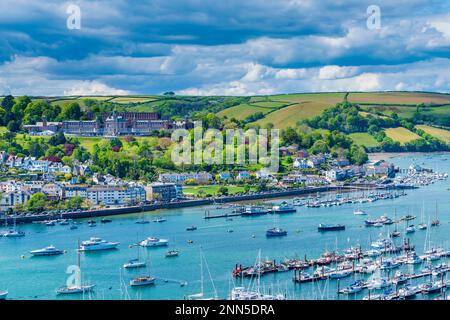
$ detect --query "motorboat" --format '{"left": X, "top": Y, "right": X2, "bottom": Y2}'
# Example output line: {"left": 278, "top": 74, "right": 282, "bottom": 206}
{"left": 30, "top": 245, "right": 64, "bottom": 256}
{"left": 339, "top": 280, "right": 366, "bottom": 294}
{"left": 101, "top": 219, "right": 113, "bottom": 223}
{"left": 266, "top": 227, "right": 287, "bottom": 237}
{"left": 353, "top": 209, "right": 366, "bottom": 215}
{"left": 130, "top": 276, "right": 155, "bottom": 287}
{"left": 186, "top": 226, "right": 197, "bottom": 231}
{"left": 398, "top": 286, "right": 417, "bottom": 299}
{"left": 78, "top": 237, "right": 119, "bottom": 251}
{"left": 406, "top": 252, "right": 423, "bottom": 265}
{"left": 229, "top": 287, "right": 285, "bottom": 300}
{"left": 367, "top": 278, "right": 390, "bottom": 290}
{"left": 139, "top": 237, "right": 168, "bottom": 247}
{"left": 379, "top": 259, "right": 401, "bottom": 270}
{"left": 123, "top": 259, "right": 146, "bottom": 269}
{"left": 165, "top": 250, "right": 179, "bottom": 257}
{"left": 153, "top": 218, "right": 167, "bottom": 223}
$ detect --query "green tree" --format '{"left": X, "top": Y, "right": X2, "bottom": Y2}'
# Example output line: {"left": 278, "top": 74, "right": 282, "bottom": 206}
{"left": 27, "top": 192, "right": 47, "bottom": 211}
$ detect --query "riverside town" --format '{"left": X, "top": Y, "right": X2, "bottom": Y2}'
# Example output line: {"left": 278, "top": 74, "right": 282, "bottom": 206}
{"left": 1, "top": 0, "right": 450, "bottom": 313}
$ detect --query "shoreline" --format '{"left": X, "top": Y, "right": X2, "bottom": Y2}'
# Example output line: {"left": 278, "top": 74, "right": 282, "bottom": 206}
{"left": 368, "top": 151, "right": 450, "bottom": 161}
{"left": 1, "top": 184, "right": 408, "bottom": 224}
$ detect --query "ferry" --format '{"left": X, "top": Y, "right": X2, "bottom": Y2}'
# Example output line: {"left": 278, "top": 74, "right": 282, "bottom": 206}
{"left": 130, "top": 275, "right": 155, "bottom": 287}
{"left": 78, "top": 237, "right": 119, "bottom": 251}
{"left": 123, "top": 259, "right": 146, "bottom": 269}
{"left": 271, "top": 202, "right": 296, "bottom": 214}
{"left": 139, "top": 237, "right": 169, "bottom": 247}
{"left": 318, "top": 224, "right": 345, "bottom": 232}
{"left": 242, "top": 206, "right": 269, "bottom": 216}
{"left": 30, "top": 245, "right": 64, "bottom": 256}
{"left": 266, "top": 228, "right": 288, "bottom": 237}
{"left": 0, "top": 291, "right": 7, "bottom": 300}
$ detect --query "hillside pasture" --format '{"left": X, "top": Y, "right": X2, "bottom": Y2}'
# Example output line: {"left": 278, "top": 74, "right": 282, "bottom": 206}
{"left": 416, "top": 125, "right": 450, "bottom": 144}
{"left": 384, "top": 127, "right": 421, "bottom": 145}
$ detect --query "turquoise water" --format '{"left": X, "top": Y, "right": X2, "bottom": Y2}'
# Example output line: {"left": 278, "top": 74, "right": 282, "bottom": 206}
{"left": 0, "top": 153, "right": 449, "bottom": 300}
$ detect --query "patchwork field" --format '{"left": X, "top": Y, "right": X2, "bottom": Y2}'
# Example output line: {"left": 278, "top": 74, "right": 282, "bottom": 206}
{"left": 416, "top": 125, "right": 450, "bottom": 144}
{"left": 348, "top": 92, "right": 450, "bottom": 105}
{"left": 109, "top": 96, "right": 157, "bottom": 104}
{"left": 385, "top": 127, "right": 421, "bottom": 144}
{"left": 253, "top": 101, "right": 333, "bottom": 128}
{"left": 218, "top": 103, "right": 280, "bottom": 120}
{"left": 349, "top": 133, "right": 380, "bottom": 148}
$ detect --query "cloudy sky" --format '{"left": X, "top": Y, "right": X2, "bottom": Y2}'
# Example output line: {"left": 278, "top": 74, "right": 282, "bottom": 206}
{"left": 0, "top": 0, "right": 449, "bottom": 96}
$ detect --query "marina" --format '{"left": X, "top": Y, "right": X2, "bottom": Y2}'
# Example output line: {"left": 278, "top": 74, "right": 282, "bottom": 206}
{"left": 0, "top": 153, "right": 449, "bottom": 300}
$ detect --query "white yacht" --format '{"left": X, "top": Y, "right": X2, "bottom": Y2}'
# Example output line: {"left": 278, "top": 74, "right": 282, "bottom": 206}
{"left": 3, "top": 229, "right": 25, "bottom": 237}
{"left": 139, "top": 237, "right": 168, "bottom": 247}
{"left": 130, "top": 275, "right": 155, "bottom": 286}
{"left": 353, "top": 209, "right": 366, "bottom": 215}
{"left": 30, "top": 245, "right": 64, "bottom": 256}
{"left": 123, "top": 259, "right": 146, "bottom": 269}
{"left": 57, "top": 284, "right": 96, "bottom": 295}
{"left": 78, "top": 237, "right": 119, "bottom": 251}
{"left": 229, "top": 287, "right": 285, "bottom": 300}
{"left": 0, "top": 291, "right": 7, "bottom": 300}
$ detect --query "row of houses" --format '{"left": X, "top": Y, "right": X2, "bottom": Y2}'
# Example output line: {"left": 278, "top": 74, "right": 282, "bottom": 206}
{"left": 158, "top": 171, "right": 251, "bottom": 184}
{"left": 0, "top": 180, "right": 182, "bottom": 210}
{"left": 325, "top": 160, "right": 395, "bottom": 181}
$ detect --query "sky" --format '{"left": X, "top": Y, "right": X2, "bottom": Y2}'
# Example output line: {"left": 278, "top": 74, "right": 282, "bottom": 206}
{"left": 0, "top": 0, "right": 450, "bottom": 96}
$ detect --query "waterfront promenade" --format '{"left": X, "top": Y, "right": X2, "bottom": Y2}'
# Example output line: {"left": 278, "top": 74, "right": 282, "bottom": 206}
{"left": 0, "top": 183, "right": 410, "bottom": 224}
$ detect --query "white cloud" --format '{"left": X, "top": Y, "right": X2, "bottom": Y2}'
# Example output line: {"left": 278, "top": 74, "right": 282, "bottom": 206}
{"left": 63, "top": 80, "right": 130, "bottom": 96}
{"left": 318, "top": 65, "right": 359, "bottom": 80}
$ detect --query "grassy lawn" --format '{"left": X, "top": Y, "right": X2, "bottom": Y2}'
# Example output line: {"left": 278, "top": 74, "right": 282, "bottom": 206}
{"left": 182, "top": 185, "right": 255, "bottom": 197}
{"left": 349, "top": 133, "right": 380, "bottom": 147}
{"left": 385, "top": 127, "right": 421, "bottom": 145}
{"left": 416, "top": 125, "right": 450, "bottom": 144}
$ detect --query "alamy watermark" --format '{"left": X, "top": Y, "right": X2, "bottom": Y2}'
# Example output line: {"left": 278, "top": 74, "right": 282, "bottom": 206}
{"left": 171, "top": 122, "right": 280, "bottom": 174}
{"left": 65, "top": 264, "right": 81, "bottom": 287}
{"left": 366, "top": 5, "right": 381, "bottom": 30}
{"left": 66, "top": 3, "right": 81, "bottom": 30}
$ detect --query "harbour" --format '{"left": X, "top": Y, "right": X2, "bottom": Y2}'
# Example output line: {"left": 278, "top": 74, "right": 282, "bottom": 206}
{"left": 0, "top": 153, "right": 449, "bottom": 300}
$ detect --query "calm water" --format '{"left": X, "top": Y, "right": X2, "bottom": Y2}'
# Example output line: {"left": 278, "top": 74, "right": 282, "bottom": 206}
{"left": 1, "top": 153, "right": 449, "bottom": 300}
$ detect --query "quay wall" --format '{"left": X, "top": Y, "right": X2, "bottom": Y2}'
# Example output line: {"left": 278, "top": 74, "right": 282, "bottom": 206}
{"left": 1, "top": 184, "right": 411, "bottom": 224}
